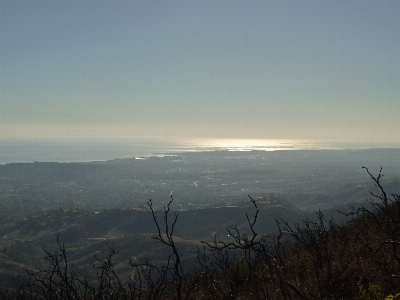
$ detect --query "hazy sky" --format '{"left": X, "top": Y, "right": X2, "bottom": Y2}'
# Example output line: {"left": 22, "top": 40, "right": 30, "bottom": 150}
{"left": 1, "top": 1, "right": 399, "bottom": 144}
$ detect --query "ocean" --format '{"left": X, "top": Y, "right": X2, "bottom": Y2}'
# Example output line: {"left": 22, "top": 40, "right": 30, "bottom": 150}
{"left": 0, "top": 138, "right": 399, "bottom": 165}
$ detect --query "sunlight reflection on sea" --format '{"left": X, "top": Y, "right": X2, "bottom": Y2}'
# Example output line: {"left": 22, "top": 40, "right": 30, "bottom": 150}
{"left": 0, "top": 138, "right": 398, "bottom": 164}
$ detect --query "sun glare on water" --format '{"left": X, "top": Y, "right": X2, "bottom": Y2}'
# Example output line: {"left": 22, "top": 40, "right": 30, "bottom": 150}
{"left": 189, "top": 138, "right": 320, "bottom": 152}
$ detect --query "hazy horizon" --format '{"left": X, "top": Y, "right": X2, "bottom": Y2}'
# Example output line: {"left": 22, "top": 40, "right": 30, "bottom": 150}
{"left": 2, "top": 137, "right": 400, "bottom": 165}
{"left": 1, "top": 1, "right": 399, "bottom": 144}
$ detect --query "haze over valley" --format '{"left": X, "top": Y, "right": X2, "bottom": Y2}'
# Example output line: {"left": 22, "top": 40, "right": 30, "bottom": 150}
{"left": 1, "top": 0, "right": 400, "bottom": 297}
{"left": 1, "top": 148, "right": 400, "bottom": 289}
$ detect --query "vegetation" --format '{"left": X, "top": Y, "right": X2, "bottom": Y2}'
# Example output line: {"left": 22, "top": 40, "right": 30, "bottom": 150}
{"left": 1, "top": 167, "right": 400, "bottom": 299}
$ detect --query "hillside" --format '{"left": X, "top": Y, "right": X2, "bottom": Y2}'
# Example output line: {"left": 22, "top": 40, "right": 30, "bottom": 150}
{"left": 0, "top": 196, "right": 307, "bottom": 289}
{"left": 1, "top": 167, "right": 400, "bottom": 299}
{"left": 1, "top": 198, "right": 399, "bottom": 299}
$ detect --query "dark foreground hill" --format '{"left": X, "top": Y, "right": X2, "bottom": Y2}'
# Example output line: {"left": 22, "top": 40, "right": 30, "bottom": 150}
{"left": 1, "top": 168, "right": 400, "bottom": 299}
{"left": 0, "top": 197, "right": 306, "bottom": 289}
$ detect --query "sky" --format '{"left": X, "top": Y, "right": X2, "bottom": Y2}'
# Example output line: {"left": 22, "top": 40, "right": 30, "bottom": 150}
{"left": 0, "top": 0, "right": 399, "bottom": 146}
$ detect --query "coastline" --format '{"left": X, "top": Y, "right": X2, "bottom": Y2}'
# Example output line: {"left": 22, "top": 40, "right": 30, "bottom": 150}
{"left": 1, "top": 138, "right": 400, "bottom": 165}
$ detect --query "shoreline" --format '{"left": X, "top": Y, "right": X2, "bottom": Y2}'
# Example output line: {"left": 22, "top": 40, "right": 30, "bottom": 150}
{"left": 2, "top": 146, "right": 400, "bottom": 165}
